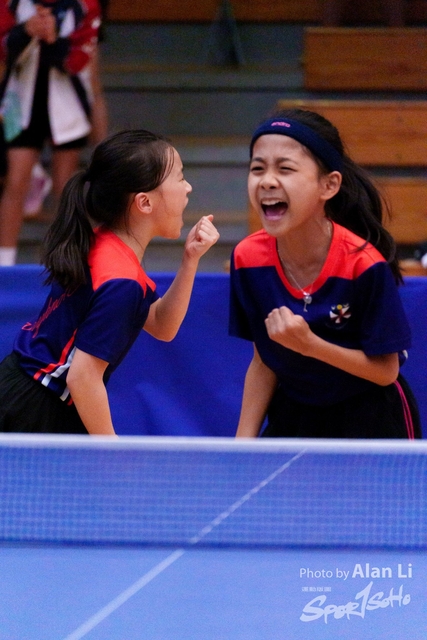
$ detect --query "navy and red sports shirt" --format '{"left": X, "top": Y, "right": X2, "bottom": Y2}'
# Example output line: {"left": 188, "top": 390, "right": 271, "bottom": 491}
{"left": 229, "top": 222, "right": 411, "bottom": 405}
{"left": 14, "top": 227, "right": 159, "bottom": 402}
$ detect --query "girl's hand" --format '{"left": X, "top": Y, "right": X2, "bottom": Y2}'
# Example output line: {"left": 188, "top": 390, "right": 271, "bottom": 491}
{"left": 265, "top": 306, "right": 315, "bottom": 356}
{"left": 26, "top": 6, "right": 56, "bottom": 43}
{"left": 184, "top": 215, "right": 220, "bottom": 260}
{"left": 266, "top": 306, "right": 400, "bottom": 386}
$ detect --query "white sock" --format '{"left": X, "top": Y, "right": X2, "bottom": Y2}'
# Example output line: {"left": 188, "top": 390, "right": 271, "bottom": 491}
{"left": 0, "top": 247, "right": 17, "bottom": 266}
{"left": 421, "top": 253, "right": 427, "bottom": 269}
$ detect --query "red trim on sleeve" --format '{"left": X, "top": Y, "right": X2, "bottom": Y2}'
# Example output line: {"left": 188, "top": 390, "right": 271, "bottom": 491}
{"left": 64, "top": 0, "right": 100, "bottom": 74}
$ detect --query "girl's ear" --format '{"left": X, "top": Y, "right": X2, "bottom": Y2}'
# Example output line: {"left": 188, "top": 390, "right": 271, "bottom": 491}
{"left": 322, "top": 171, "right": 342, "bottom": 201}
{"left": 133, "top": 191, "right": 153, "bottom": 213}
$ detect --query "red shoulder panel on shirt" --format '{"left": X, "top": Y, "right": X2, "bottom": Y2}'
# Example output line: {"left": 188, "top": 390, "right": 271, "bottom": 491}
{"left": 233, "top": 224, "right": 386, "bottom": 283}
{"left": 330, "top": 224, "right": 386, "bottom": 280}
{"left": 89, "top": 228, "right": 156, "bottom": 294}
{"left": 233, "top": 230, "right": 277, "bottom": 269}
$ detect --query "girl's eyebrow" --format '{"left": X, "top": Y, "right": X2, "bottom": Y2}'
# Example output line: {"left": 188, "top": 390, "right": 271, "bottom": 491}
{"left": 250, "top": 156, "right": 296, "bottom": 163}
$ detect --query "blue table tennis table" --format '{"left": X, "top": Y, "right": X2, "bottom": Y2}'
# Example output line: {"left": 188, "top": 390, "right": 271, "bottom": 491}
{"left": 0, "top": 435, "right": 426, "bottom": 640}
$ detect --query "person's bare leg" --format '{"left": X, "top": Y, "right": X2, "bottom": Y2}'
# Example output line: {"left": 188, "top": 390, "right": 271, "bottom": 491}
{"left": 0, "top": 147, "right": 39, "bottom": 264}
{"left": 89, "top": 47, "right": 109, "bottom": 145}
{"left": 51, "top": 147, "right": 81, "bottom": 206}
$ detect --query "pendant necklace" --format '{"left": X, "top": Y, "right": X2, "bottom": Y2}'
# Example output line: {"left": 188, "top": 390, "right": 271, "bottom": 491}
{"left": 281, "top": 260, "right": 313, "bottom": 312}
{"left": 277, "top": 219, "right": 332, "bottom": 312}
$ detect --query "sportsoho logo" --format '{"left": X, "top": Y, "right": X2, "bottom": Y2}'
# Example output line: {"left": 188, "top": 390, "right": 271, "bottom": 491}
{"left": 299, "top": 563, "right": 412, "bottom": 624}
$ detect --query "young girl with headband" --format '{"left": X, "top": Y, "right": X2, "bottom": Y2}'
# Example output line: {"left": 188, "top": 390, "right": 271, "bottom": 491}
{"left": 230, "top": 108, "right": 421, "bottom": 439}
{"left": 0, "top": 129, "right": 219, "bottom": 435}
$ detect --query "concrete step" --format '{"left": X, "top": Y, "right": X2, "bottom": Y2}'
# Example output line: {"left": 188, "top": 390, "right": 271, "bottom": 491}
{"left": 99, "top": 23, "right": 304, "bottom": 137}
{"left": 100, "top": 23, "right": 304, "bottom": 73}
{"left": 103, "top": 85, "right": 305, "bottom": 138}
{"left": 175, "top": 136, "right": 249, "bottom": 239}
{"left": 143, "top": 240, "right": 233, "bottom": 274}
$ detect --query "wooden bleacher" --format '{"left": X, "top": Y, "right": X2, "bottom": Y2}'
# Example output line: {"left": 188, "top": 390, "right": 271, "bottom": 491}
{"left": 295, "top": 20, "right": 427, "bottom": 276}
{"left": 273, "top": 100, "right": 427, "bottom": 167}
{"left": 248, "top": 99, "right": 427, "bottom": 274}
{"left": 106, "top": 0, "right": 427, "bottom": 23}
{"left": 304, "top": 28, "right": 427, "bottom": 91}
{"left": 105, "top": 0, "right": 321, "bottom": 22}
{"left": 375, "top": 177, "right": 427, "bottom": 245}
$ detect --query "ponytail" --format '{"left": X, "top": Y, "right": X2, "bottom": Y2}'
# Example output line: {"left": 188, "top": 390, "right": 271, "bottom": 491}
{"left": 42, "top": 129, "right": 174, "bottom": 290}
{"left": 42, "top": 170, "right": 94, "bottom": 290}
{"left": 327, "top": 156, "right": 402, "bottom": 284}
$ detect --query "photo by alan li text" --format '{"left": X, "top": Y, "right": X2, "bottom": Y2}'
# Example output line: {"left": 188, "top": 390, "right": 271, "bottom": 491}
{"left": 300, "top": 563, "right": 413, "bottom": 581}
{"left": 299, "top": 563, "right": 414, "bottom": 624}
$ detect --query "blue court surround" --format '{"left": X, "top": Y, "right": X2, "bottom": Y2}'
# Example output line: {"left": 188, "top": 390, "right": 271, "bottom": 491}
{"left": 0, "top": 266, "right": 426, "bottom": 437}
{"left": 0, "top": 545, "right": 425, "bottom": 639}
{"left": 0, "top": 436, "right": 425, "bottom": 639}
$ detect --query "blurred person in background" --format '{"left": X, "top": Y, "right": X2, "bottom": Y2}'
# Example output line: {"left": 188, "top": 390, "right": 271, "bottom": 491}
{"left": 0, "top": 0, "right": 101, "bottom": 265}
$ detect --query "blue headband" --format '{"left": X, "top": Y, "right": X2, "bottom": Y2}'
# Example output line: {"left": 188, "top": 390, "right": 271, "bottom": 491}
{"left": 250, "top": 118, "right": 343, "bottom": 173}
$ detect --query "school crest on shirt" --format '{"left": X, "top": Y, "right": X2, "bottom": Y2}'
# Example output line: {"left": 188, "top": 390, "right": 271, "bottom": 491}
{"left": 329, "top": 303, "right": 351, "bottom": 324}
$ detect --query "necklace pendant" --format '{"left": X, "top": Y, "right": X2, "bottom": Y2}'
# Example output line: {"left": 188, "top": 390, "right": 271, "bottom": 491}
{"left": 303, "top": 294, "right": 312, "bottom": 312}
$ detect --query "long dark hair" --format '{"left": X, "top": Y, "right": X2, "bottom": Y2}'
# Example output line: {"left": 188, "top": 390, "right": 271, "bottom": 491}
{"left": 42, "top": 129, "right": 173, "bottom": 289}
{"left": 263, "top": 108, "right": 402, "bottom": 284}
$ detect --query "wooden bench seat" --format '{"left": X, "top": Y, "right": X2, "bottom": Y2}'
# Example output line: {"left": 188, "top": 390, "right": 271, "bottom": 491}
{"left": 304, "top": 28, "right": 427, "bottom": 91}
{"left": 376, "top": 177, "right": 427, "bottom": 244}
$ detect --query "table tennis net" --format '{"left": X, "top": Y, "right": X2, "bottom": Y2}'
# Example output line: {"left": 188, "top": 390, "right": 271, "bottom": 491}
{"left": 0, "top": 435, "right": 425, "bottom": 549}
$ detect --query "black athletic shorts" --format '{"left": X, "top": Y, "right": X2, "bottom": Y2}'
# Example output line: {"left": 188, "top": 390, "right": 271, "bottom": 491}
{"left": 7, "top": 62, "right": 88, "bottom": 151}
{"left": 262, "top": 374, "right": 422, "bottom": 439}
{"left": 0, "top": 353, "right": 87, "bottom": 434}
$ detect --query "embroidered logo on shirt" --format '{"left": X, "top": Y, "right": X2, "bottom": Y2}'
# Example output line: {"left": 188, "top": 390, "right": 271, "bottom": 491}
{"left": 329, "top": 303, "right": 351, "bottom": 324}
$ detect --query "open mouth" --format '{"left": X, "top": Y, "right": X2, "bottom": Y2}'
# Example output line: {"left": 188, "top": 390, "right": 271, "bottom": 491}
{"left": 261, "top": 201, "right": 288, "bottom": 221}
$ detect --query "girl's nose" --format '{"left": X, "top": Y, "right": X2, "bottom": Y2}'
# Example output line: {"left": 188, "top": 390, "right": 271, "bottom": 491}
{"left": 260, "top": 170, "right": 279, "bottom": 188}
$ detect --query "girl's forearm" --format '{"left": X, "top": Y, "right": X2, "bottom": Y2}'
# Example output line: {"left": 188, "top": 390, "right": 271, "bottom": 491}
{"left": 308, "top": 335, "right": 399, "bottom": 386}
{"left": 145, "top": 253, "right": 199, "bottom": 341}
{"left": 71, "top": 382, "right": 117, "bottom": 436}
{"left": 67, "top": 349, "right": 117, "bottom": 436}
{"left": 236, "top": 348, "right": 278, "bottom": 438}
{"left": 144, "top": 215, "right": 219, "bottom": 341}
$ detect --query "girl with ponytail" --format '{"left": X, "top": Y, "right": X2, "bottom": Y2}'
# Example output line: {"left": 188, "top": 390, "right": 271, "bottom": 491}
{"left": 230, "top": 108, "right": 421, "bottom": 439}
{"left": 0, "top": 129, "right": 219, "bottom": 435}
